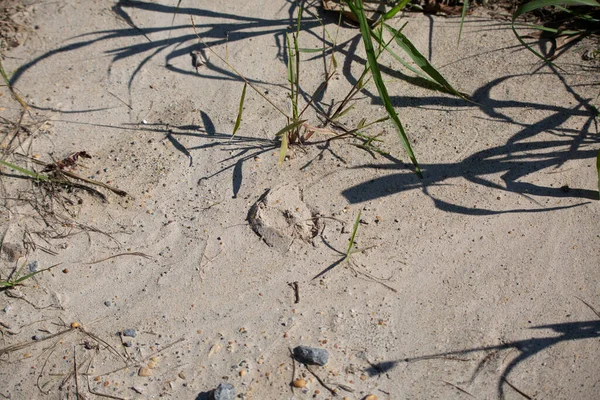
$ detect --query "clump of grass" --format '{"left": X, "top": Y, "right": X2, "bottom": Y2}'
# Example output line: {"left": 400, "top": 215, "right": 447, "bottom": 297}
{"left": 511, "top": 0, "right": 600, "bottom": 63}
{"left": 0, "top": 261, "right": 61, "bottom": 289}
{"left": 191, "top": 0, "right": 465, "bottom": 175}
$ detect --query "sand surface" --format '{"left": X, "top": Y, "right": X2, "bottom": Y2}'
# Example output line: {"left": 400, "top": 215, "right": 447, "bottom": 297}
{"left": 1, "top": 1, "right": 599, "bottom": 399}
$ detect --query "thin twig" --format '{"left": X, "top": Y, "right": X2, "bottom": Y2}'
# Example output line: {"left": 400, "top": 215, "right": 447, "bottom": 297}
{"left": 502, "top": 376, "right": 533, "bottom": 399}
{"left": 305, "top": 365, "right": 337, "bottom": 396}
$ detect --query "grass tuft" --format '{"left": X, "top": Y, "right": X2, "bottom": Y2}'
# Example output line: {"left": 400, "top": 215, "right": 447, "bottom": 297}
{"left": 345, "top": 0, "right": 422, "bottom": 176}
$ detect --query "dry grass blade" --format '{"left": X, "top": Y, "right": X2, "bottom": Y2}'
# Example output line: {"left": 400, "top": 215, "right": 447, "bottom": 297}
{"left": 575, "top": 296, "right": 600, "bottom": 318}
{"left": 443, "top": 380, "right": 476, "bottom": 398}
{"left": 21, "top": 155, "right": 128, "bottom": 197}
{"left": 85, "top": 252, "right": 153, "bottom": 265}
{"left": 501, "top": 376, "right": 533, "bottom": 399}
{"left": 0, "top": 56, "right": 28, "bottom": 110}
{"left": 190, "top": 17, "right": 289, "bottom": 119}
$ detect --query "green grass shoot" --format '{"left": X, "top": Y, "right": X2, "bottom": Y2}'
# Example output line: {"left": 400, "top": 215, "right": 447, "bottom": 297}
{"left": 276, "top": 119, "right": 307, "bottom": 164}
{"left": 384, "top": 24, "right": 467, "bottom": 99}
{"left": 345, "top": 210, "right": 362, "bottom": 261}
{"left": 345, "top": 0, "right": 422, "bottom": 177}
{"left": 596, "top": 148, "right": 600, "bottom": 198}
{"left": 458, "top": 0, "right": 470, "bottom": 44}
{"left": 1, "top": 262, "right": 61, "bottom": 289}
{"left": 0, "top": 159, "right": 49, "bottom": 181}
{"left": 0, "top": 56, "right": 28, "bottom": 110}
{"left": 511, "top": 0, "right": 600, "bottom": 64}
{"left": 230, "top": 82, "right": 247, "bottom": 141}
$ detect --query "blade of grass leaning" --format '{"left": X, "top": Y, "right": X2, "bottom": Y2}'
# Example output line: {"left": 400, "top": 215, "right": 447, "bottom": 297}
{"left": 345, "top": 210, "right": 362, "bottom": 261}
{"left": 275, "top": 119, "right": 307, "bottom": 137}
{"left": 1, "top": 263, "right": 61, "bottom": 288}
{"left": 0, "top": 57, "right": 28, "bottom": 110}
{"left": 458, "top": 0, "right": 469, "bottom": 44}
{"left": 285, "top": 32, "right": 298, "bottom": 120}
{"left": 0, "top": 159, "right": 48, "bottom": 181}
{"left": 373, "top": 0, "right": 412, "bottom": 28}
{"left": 279, "top": 129, "right": 289, "bottom": 166}
{"left": 276, "top": 119, "right": 307, "bottom": 164}
{"left": 596, "top": 148, "right": 600, "bottom": 198}
{"left": 511, "top": 0, "right": 600, "bottom": 64}
{"left": 230, "top": 82, "right": 247, "bottom": 141}
{"left": 190, "top": 17, "right": 289, "bottom": 119}
{"left": 385, "top": 23, "right": 466, "bottom": 100}
{"left": 345, "top": 0, "right": 422, "bottom": 177}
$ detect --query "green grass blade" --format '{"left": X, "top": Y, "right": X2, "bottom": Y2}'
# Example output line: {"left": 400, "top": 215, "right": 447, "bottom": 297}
{"left": 279, "top": 129, "right": 289, "bottom": 165}
{"left": 514, "top": 23, "right": 582, "bottom": 35}
{"left": 275, "top": 119, "right": 307, "bottom": 137}
{"left": 345, "top": 210, "right": 362, "bottom": 261}
{"left": 375, "top": 0, "right": 412, "bottom": 27}
{"left": 230, "top": 82, "right": 247, "bottom": 140}
{"left": 0, "top": 56, "right": 28, "bottom": 110}
{"left": 0, "top": 160, "right": 48, "bottom": 181}
{"left": 276, "top": 119, "right": 306, "bottom": 164}
{"left": 458, "top": 0, "right": 469, "bottom": 44}
{"left": 597, "top": 148, "right": 600, "bottom": 199}
{"left": 345, "top": 0, "right": 422, "bottom": 176}
{"left": 298, "top": 47, "right": 324, "bottom": 53}
{"left": 514, "top": 0, "right": 599, "bottom": 18}
{"left": 385, "top": 24, "right": 466, "bottom": 99}
{"left": 13, "top": 263, "right": 61, "bottom": 285}
{"left": 511, "top": 0, "right": 600, "bottom": 64}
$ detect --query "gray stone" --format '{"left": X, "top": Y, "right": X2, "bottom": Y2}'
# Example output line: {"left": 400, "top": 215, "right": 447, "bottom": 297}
{"left": 28, "top": 261, "right": 38, "bottom": 273}
{"left": 212, "top": 382, "right": 235, "bottom": 400}
{"left": 293, "top": 345, "right": 329, "bottom": 366}
{"left": 122, "top": 329, "right": 136, "bottom": 338}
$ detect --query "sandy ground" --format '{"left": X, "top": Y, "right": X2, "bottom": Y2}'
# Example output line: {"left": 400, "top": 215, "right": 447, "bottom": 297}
{"left": 1, "top": 1, "right": 599, "bottom": 399}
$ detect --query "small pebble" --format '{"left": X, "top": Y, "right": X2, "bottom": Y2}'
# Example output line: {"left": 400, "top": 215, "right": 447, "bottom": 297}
{"left": 123, "top": 328, "right": 137, "bottom": 338}
{"left": 178, "top": 371, "right": 187, "bottom": 380}
{"left": 28, "top": 261, "right": 38, "bottom": 273}
{"left": 212, "top": 382, "right": 235, "bottom": 400}
{"left": 292, "top": 378, "right": 306, "bottom": 388}
{"left": 104, "top": 301, "right": 111, "bottom": 307}
{"left": 62, "top": 268, "right": 69, "bottom": 274}
{"left": 138, "top": 367, "right": 152, "bottom": 377}
{"left": 33, "top": 334, "right": 43, "bottom": 341}
{"left": 123, "top": 341, "right": 133, "bottom": 348}
{"left": 364, "top": 395, "right": 378, "bottom": 400}
{"left": 293, "top": 345, "right": 329, "bottom": 366}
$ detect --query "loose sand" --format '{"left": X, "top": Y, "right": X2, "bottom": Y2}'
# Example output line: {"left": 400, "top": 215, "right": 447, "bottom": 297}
{"left": 0, "top": 1, "right": 599, "bottom": 399}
